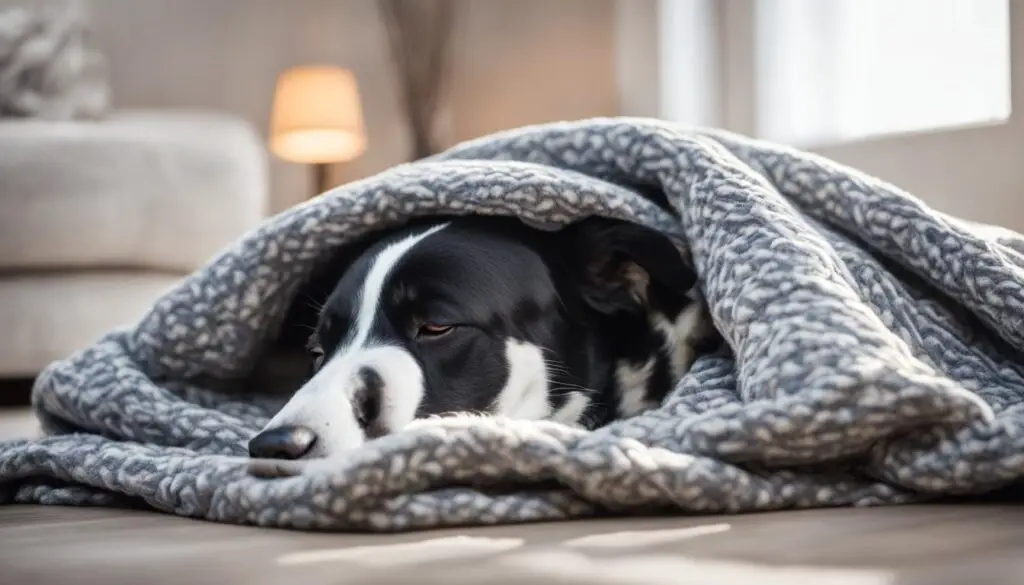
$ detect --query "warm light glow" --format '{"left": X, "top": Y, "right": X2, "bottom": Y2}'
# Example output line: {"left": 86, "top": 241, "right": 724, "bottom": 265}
{"left": 269, "top": 66, "right": 367, "bottom": 164}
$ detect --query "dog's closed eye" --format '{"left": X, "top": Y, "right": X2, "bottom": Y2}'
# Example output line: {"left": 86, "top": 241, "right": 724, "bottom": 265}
{"left": 417, "top": 323, "right": 455, "bottom": 338}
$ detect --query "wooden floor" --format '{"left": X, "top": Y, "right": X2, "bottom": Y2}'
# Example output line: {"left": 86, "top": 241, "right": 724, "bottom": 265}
{"left": 3, "top": 408, "right": 1024, "bottom": 584}
{"left": 4, "top": 504, "right": 1024, "bottom": 585}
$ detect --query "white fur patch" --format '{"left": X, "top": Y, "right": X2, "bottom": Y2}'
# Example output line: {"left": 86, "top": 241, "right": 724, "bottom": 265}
{"left": 549, "top": 391, "right": 591, "bottom": 427}
{"left": 615, "top": 358, "right": 658, "bottom": 418}
{"left": 651, "top": 302, "right": 704, "bottom": 381}
{"left": 488, "top": 339, "right": 593, "bottom": 428}
{"left": 492, "top": 339, "right": 552, "bottom": 420}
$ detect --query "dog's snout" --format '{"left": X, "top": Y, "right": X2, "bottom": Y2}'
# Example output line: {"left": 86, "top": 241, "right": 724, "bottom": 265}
{"left": 248, "top": 425, "right": 317, "bottom": 460}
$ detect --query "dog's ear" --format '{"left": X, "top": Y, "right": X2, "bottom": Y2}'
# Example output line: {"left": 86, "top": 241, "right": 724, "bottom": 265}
{"left": 565, "top": 218, "right": 697, "bottom": 316}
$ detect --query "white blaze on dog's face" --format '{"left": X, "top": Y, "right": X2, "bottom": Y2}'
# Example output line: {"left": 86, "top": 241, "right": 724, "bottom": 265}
{"left": 251, "top": 222, "right": 588, "bottom": 459}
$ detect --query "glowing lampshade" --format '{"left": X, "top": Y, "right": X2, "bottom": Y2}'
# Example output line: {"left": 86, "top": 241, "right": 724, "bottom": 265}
{"left": 269, "top": 66, "right": 367, "bottom": 164}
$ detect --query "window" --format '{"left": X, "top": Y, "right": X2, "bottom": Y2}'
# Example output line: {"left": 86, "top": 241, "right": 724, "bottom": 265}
{"left": 655, "top": 0, "right": 1014, "bottom": 149}
{"left": 754, "top": 0, "right": 1012, "bottom": 147}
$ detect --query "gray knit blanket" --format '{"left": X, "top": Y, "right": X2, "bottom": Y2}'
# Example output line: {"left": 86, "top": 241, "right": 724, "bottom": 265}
{"left": 2, "top": 118, "right": 1023, "bottom": 532}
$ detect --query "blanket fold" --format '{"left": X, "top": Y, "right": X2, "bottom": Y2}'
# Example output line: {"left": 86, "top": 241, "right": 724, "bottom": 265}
{"left": 3, "top": 117, "right": 1024, "bottom": 532}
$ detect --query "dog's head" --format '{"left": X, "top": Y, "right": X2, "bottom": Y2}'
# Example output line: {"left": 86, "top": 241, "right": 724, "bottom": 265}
{"left": 247, "top": 216, "right": 698, "bottom": 460}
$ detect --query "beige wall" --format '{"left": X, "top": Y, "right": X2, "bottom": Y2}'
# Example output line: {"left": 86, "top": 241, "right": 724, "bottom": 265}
{"left": 76, "top": 0, "right": 616, "bottom": 212}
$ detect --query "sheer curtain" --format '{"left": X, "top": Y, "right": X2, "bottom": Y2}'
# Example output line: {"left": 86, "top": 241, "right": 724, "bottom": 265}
{"left": 754, "top": 0, "right": 1012, "bottom": 146}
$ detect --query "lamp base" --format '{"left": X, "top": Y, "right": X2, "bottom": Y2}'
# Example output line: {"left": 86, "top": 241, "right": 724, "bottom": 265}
{"left": 312, "top": 162, "right": 331, "bottom": 198}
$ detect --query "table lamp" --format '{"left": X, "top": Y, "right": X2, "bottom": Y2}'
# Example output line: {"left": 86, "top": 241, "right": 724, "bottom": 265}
{"left": 269, "top": 66, "right": 367, "bottom": 197}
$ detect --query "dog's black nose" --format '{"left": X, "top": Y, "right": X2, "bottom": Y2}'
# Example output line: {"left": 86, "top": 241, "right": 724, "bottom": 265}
{"left": 248, "top": 426, "right": 317, "bottom": 460}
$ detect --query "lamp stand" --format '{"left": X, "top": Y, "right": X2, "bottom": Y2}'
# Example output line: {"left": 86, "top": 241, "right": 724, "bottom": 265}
{"left": 312, "top": 162, "right": 332, "bottom": 198}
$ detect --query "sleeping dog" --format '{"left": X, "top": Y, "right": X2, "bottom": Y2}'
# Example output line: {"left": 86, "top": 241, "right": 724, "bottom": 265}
{"left": 248, "top": 216, "right": 718, "bottom": 461}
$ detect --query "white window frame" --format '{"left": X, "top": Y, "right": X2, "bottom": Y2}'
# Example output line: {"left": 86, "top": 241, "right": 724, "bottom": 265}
{"left": 617, "top": 0, "right": 1024, "bottom": 231}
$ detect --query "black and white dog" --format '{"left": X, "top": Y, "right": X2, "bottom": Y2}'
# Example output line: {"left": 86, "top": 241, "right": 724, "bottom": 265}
{"left": 248, "top": 216, "right": 717, "bottom": 461}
